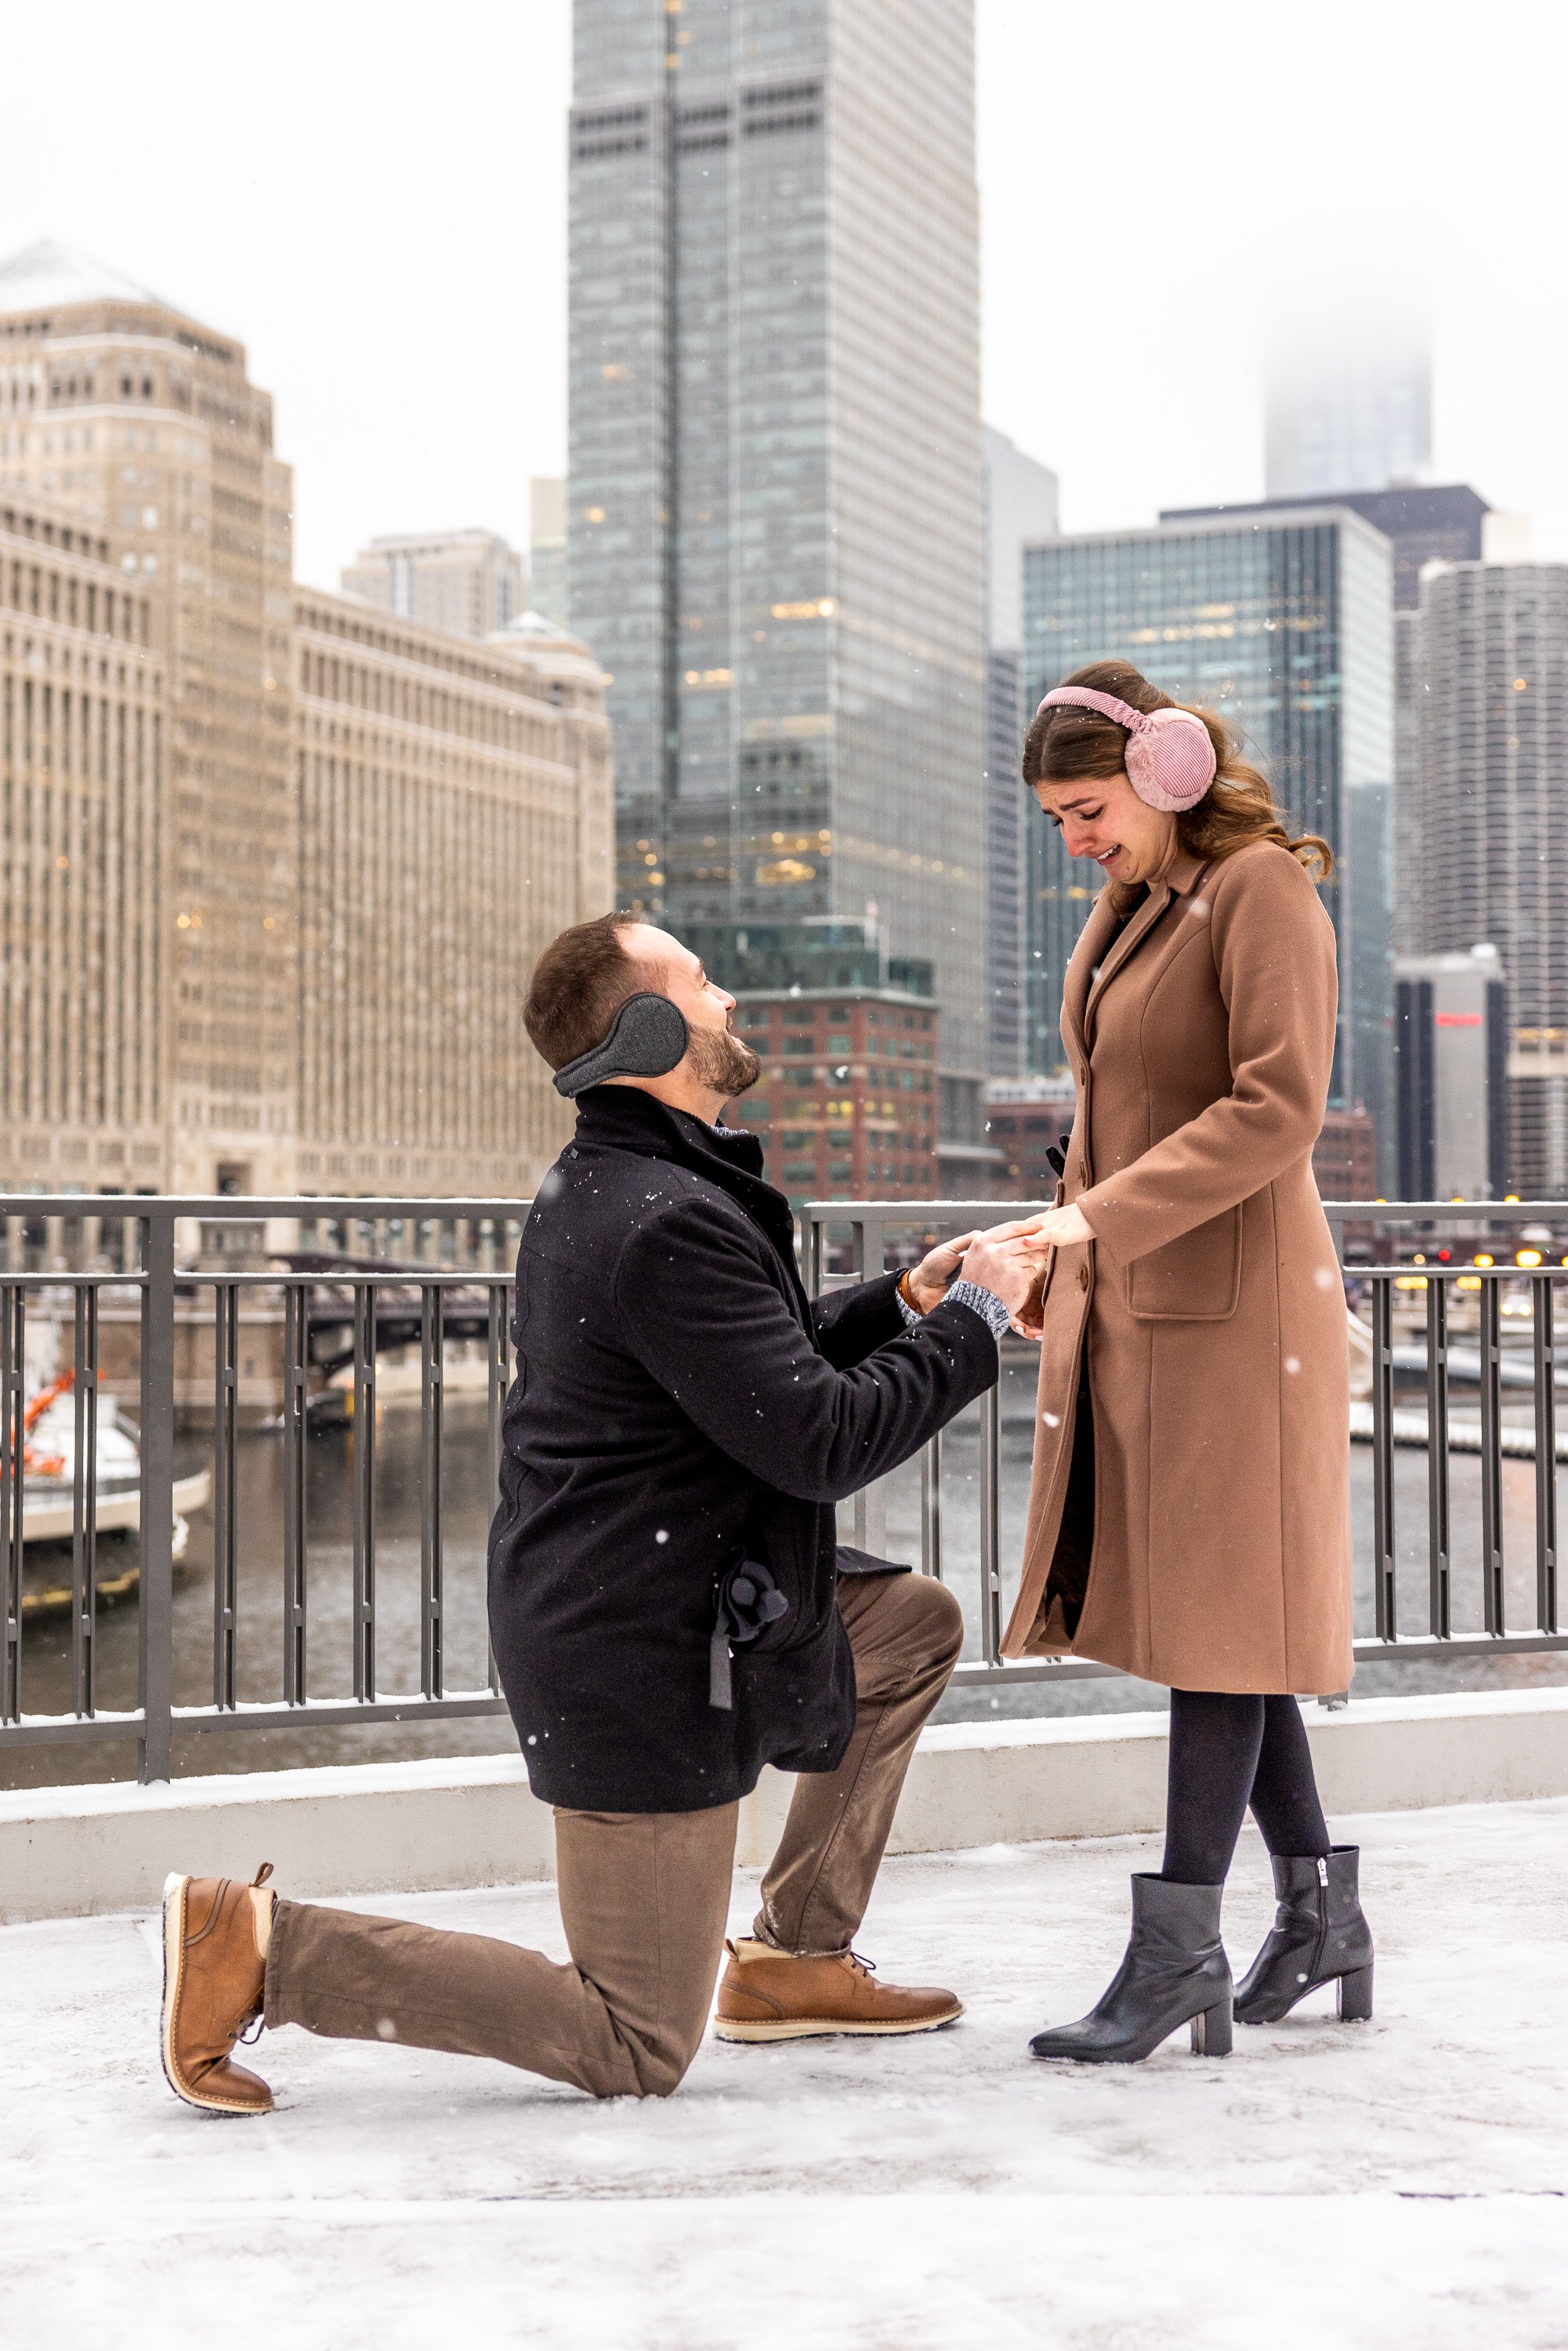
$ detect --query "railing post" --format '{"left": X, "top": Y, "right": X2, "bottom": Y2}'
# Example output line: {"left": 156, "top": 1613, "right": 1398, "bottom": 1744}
{"left": 1479, "top": 1272, "right": 1505, "bottom": 1634}
{"left": 1534, "top": 1274, "right": 1559, "bottom": 1634}
{"left": 1, "top": 1285, "right": 24, "bottom": 1726}
{"left": 72, "top": 1283, "right": 100, "bottom": 1717}
{"left": 282, "top": 1284, "right": 309, "bottom": 1704}
{"left": 138, "top": 1212, "right": 176, "bottom": 1784}
{"left": 212, "top": 1282, "right": 238, "bottom": 1709}
{"left": 1426, "top": 1273, "right": 1450, "bottom": 1640}
{"left": 353, "top": 1283, "right": 377, "bottom": 1700}
{"left": 420, "top": 1283, "right": 444, "bottom": 1697}
{"left": 920, "top": 1428, "right": 944, "bottom": 1581}
{"left": 850, "top": 1219, "right": 885, "bottom": 1556}
{"left": 1371, "top": 1273, "right": 1396, "bottom": 1642}
{"left": 980, "top": 1382, "right": 1002, "bottom": 1663}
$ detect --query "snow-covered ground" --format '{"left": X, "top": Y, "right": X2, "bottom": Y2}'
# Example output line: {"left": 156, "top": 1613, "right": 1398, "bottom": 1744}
{"left": 5, "top": 1798, "right": 1567, "bottom": 2350}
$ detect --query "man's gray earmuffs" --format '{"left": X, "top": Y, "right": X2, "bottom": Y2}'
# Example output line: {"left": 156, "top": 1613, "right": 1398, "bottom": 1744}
{"left": 552, "top": 992, "right": 691, "bottom": 1098}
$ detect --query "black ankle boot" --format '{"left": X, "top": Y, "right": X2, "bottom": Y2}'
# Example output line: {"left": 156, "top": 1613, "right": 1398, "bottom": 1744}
{"left": 1233, "top": 1846, "right": 1374, "bottom": 2025}
{"left": 1029, "top": 1875, "right": 1233, "bottom": 2064}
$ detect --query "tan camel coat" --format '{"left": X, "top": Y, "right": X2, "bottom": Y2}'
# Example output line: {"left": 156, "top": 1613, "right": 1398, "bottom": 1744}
{"left": 1001, "top": 840, "right": 1354, "bottom": 1695}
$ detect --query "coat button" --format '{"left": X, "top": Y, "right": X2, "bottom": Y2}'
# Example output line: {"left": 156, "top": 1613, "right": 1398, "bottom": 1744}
{"left": 1077, "top": 1262, "right": 1090, "bottom": 1291}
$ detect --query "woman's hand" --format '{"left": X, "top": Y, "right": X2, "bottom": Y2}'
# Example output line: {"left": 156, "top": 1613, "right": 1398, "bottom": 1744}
{"left": 1003, "top": 1204, "right": 1094, "bottom": 1341}
{"left": 1027, "top": 1204, "right": 1092, "bottom": 1250}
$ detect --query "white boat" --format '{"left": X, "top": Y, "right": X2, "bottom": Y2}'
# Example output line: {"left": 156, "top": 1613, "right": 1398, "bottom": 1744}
{"left": 19, "top": 1375, "right": 211, "bottom": 1549}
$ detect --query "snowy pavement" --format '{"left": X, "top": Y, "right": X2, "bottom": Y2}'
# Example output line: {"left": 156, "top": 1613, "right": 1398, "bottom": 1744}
{"left": 4, "top": 1798, "right": 1567, "bottom": 2350}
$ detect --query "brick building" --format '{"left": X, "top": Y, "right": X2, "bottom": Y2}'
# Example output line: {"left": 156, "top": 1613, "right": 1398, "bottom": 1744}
{"left": 983, "top": 1078, "right": 1076, "bottom": 1201}
{"left": 733, "top": 989, "right": 938, "bottom": 1205}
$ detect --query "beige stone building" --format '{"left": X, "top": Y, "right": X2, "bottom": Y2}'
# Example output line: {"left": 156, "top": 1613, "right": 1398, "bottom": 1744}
{"left": 341, "top": 529, "right": 523, "bottom": 643}
{"left": 295, "top": 594, "right": 612, "bottom": 1196}
{"left": 0, "top": 239, "right": 295, "bottom": 1193}
{"left": 0, "top": 245, "right": 614, "bottom": 1204}
{"left": 0, "top": 495, "right": 168, "bottom": 1189}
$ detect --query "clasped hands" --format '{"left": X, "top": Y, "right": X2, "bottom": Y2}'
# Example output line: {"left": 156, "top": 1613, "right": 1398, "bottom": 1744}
{"left": 904, "top": 1204, "right": 1093, "bottom": 1340}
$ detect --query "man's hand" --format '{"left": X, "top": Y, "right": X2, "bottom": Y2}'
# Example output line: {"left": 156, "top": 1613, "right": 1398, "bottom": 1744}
{"left": 960, "top": 1226, "right": 1055, "bottom": 1323}
{"left": 904, "top": 1214, "right": 1054, "bottom": 1314}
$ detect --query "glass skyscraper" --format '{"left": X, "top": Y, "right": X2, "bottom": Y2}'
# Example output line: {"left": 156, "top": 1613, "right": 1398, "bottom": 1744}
{"left": 1021, "top": 513, "right": 1395, "bottom": 1150}
{"left": 567, "top": 0, "right": 987, "bottom": 1074}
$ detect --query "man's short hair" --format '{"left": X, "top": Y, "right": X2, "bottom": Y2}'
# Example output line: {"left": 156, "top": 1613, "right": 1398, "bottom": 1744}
{"left": 523, "top": 912, "right": 653, "bottom": 1072}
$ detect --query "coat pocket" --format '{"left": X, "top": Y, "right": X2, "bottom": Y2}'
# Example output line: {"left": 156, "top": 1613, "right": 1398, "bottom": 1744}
{"left": 1124, "top": 1204, "right": 1243, "bottom": 1321}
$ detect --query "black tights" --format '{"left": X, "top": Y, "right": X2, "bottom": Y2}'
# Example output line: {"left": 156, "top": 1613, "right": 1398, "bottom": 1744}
{"left": 1161, "top": 1690, "right": 1331, "bottom": 1886}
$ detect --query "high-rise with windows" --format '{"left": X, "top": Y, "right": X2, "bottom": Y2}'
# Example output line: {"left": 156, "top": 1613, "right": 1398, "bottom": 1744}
{"left": 1407, "top": 562, "right": 1568, "bottom": 1193}
{"left": 567, "top": 0, "right": 987, "bottom": 1079}
{"left": 983, "top": 426, "right": 1057, "bottom": 1077}
{"left": 1021, "top": 511, "right": 1395, "bottom": 1157}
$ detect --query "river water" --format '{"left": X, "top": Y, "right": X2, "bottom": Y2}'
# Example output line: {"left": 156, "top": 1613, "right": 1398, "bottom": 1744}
{"left": 8, "top": 1345, "right": 1566, "bottom": 1791}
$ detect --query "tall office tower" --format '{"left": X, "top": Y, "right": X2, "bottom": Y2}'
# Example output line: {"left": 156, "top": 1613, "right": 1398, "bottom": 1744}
{"left": 0, "top": 241, "right": 297, "bottom": 1193}
{"left": 1022, "top": 512, "right": 1395, "bottom": 1147}
{"left": 983, "top": 647, "right": 1027, "bottom": 1076}
{"left": 1265, "top": 305, "right": 1431, "bottom": 498}
{"left": 1394, "top": 949, "right": 1508, "bottom": 1201}
{"left": 1408, "top": 562, "right": 1568, "bottom": 1192}
{"left": 293, "top": 596, "right": 613, "bottom": 1197}
{"left": 528, "top": 477, "right": 567, "bottom": 623}
{"left": 0, "top": 496, "right": 168, "bottom": 1189}
{"left": 568, "top": 0, "right": 988, "bottom": 1091}
{"left": 342, "top": 528, "right": 523, "bottom": 642}
{"left": 1165, "top": 484, "right": 1491, "bottom": 969}
{"left": 983, "top": 426, "right": 1057, "bottom": 1078}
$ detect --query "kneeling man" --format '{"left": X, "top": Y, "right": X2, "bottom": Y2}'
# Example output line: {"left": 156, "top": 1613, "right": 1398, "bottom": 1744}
{"left": 161, "top": 914, "right": 1045, "bottom": 2110}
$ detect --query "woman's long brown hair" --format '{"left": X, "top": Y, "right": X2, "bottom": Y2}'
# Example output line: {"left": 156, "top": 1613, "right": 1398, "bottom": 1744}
{"left": 1020, "top": 657, "right": 1332, "bottom": 880}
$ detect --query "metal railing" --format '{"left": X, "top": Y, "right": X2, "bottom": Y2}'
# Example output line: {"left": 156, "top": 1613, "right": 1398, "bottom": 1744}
{"left": 2, "top": 1193, "right": 1566, "bottom": 1786}
{"left": 0, "top": 1197, "right": 525, "bottom": 1782}
{"left": 806, "top": 1197, "right": 1568, "bottom": 1689}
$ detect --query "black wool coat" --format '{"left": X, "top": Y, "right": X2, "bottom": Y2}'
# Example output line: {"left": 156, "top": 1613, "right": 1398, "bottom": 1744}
{"left": 486, "top": 1085, "right": 1000, "bottom": 1813}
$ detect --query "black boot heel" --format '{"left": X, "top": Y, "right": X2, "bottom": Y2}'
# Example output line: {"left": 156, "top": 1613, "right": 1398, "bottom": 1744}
{"left": 1337, "top": 1963, "right": 1373, "bottom": 2022}
{"left": 1030, "top": 1876, "right": 1233, "bottom": 2065}
{"left": 1190, "top": 1997, "right": 1232, "bottom": 2057}
{"left": 1234, "top": 1846, "right": 1374, "bottom": 2026}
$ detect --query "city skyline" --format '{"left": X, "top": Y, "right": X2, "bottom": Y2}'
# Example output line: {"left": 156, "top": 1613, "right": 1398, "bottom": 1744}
{"left": 2, "top": 3, "right": 1564, "bottom": 594}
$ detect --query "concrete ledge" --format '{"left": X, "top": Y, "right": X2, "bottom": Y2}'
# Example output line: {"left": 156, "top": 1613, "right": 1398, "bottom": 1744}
{"left": 5, "top": 1686, "right": 1568, "bottom": 1925}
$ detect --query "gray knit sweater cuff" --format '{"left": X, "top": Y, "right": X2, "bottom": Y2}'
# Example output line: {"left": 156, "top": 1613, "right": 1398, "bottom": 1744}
{"left": 897, "top": 1278, "right": 1009, "bottom": 1342}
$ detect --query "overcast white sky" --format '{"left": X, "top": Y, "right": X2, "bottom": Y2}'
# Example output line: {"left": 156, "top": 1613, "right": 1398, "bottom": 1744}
{"left": 5, "top": 0, "right": 1565, "bottom": 587}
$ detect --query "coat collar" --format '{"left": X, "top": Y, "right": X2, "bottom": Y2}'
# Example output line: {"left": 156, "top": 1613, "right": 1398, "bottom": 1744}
{"left": 570, "top": 1085, "right": 802, "bottom": 1278}
{"left": 1064, "top": 849, "right": 1210, "bottom": 1056}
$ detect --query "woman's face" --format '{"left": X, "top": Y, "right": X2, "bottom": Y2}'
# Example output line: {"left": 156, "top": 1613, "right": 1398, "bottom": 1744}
{"left": 1034, "top": 770, "right": 1178, "bottom": 887}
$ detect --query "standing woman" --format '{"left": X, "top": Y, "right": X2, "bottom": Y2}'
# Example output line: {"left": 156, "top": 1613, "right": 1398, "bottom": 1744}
{"left": 1009, "top": 658, "right": 1373, "bottom": 2064}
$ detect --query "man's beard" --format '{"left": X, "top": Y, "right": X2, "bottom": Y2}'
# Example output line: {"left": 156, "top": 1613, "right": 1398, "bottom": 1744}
{"left": 687, "top": 1023, "right": 761, "bottom": 1101}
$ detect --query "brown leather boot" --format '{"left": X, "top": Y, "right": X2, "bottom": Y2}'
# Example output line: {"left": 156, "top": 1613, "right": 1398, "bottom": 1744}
{"left": 712, "top": 1936, "right": 962, "bottom": 2042}
{"left": 161, "top": 1864, "right": 275, "bottom": 2114}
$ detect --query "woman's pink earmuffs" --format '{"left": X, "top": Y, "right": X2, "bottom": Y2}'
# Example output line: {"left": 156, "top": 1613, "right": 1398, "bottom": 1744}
{"left": 1036, "top": 686, "right": 1217, "bottom": 813}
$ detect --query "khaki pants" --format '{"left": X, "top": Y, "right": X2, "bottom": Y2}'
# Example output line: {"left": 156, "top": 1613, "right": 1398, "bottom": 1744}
{"left": 265, "top": 1569, "right": 964, "bottom": 2098}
